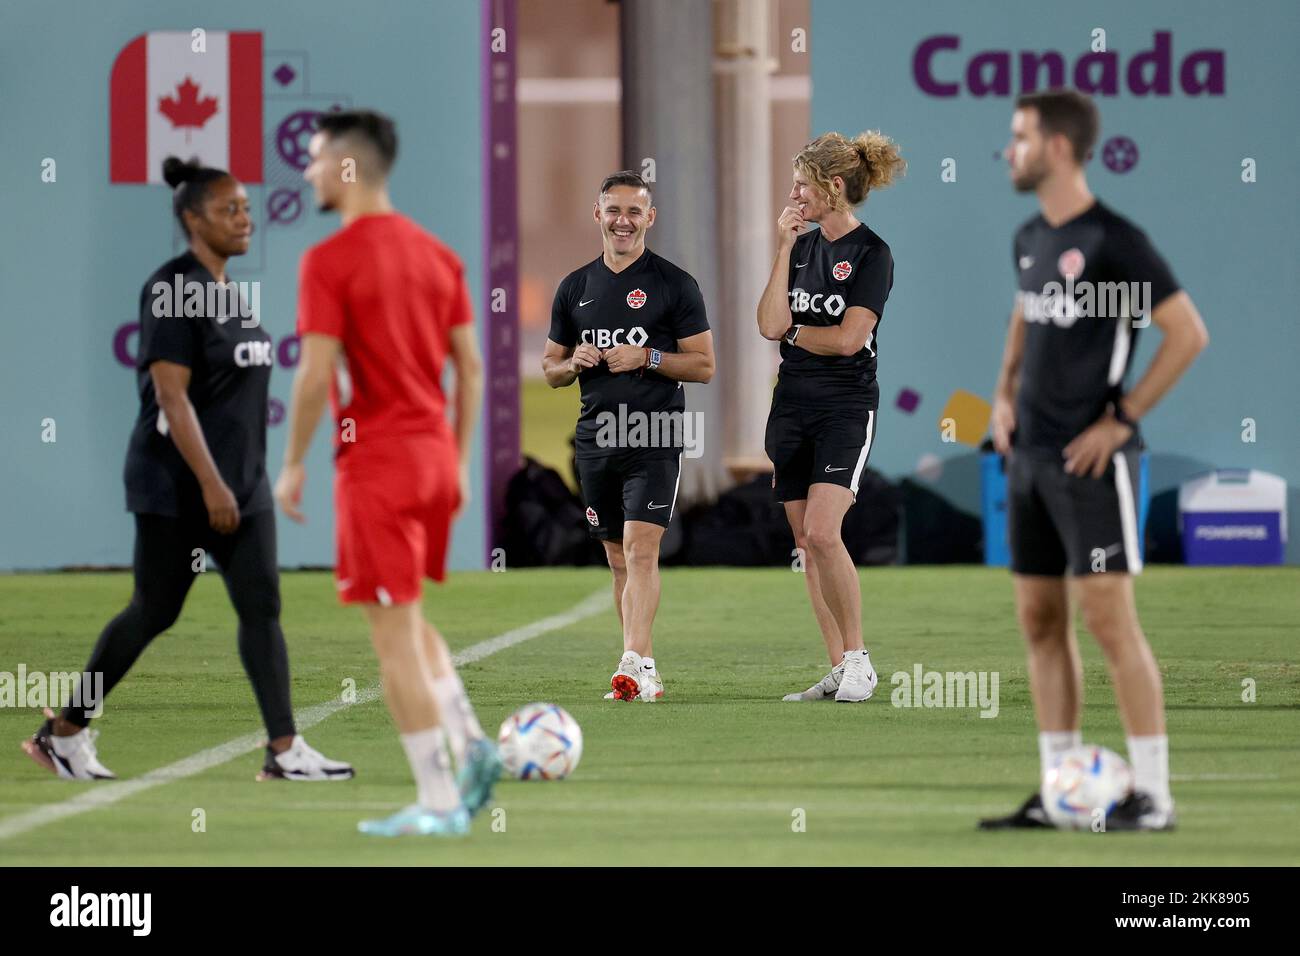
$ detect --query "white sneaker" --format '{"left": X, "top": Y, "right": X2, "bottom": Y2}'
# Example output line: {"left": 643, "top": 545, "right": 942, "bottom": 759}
{"left": 834, "top": 650, "right": 878, "bottom": 703}
{"left": 782, "top": 661, "right": 845, "bottom": 701}
{"left": 24, "top": 718, "right": 116, "bottom": 780}
{"left": 609, "top": 650, "right": 643, "bottom": 702}
{"left": 638, "top": 662, "right": 664, "bottom": 702}
{"left": 257, "top": 735, "right": 354, "bottom": 781}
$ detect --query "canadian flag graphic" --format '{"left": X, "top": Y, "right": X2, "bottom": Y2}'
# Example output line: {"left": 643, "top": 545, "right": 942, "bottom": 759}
{"left": 110, "top": 31, "right": 262, "bottom": 183}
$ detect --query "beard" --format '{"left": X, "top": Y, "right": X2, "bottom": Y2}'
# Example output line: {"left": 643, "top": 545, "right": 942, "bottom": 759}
{"left": 1011, "top": 159, "right": 1048, "bottom": 193}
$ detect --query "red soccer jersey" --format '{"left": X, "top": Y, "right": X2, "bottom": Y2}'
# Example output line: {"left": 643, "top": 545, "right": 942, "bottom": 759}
{"left": 297, "top": 213, "right": 472, "bottom": 455}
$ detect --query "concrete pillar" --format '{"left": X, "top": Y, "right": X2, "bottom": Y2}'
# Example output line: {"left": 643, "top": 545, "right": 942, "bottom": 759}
{"left": 620, "top": 0, "right": 726, "bottom": 508}
{"left": 715, "top": 0, "right": 778, "bottom": 476}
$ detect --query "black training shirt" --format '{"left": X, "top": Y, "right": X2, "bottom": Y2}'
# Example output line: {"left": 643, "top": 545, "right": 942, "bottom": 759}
{"left": 123, "top": 251, "right": 273, "bottom": 517}
{"left": 549, "top": 249, "right": 710, "bottom": 458}
{"left": 777, "top": 222, "right": 893, "bottom": 406}
{"left": 1012, "top": 200, "right": 1180, "bottom": 454}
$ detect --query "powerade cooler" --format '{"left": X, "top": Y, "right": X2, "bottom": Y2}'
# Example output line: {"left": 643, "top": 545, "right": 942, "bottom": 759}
{"left": 1178, "top": 469, "right": 1287, "bottom": 565}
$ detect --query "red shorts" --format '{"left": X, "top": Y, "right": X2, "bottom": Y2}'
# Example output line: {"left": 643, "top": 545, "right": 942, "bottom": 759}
{"left": 333, "top": 436, "right": 460, "bottom": 605}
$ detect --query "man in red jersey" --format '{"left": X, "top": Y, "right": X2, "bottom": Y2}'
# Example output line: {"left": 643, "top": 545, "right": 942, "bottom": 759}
{"left": 275, "top": 110, "right": 496, "bottom": 838}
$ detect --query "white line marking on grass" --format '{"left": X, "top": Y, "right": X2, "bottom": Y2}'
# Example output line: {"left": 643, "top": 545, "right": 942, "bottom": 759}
{"left": 0, "top": 590, "right": 610, "bottom": 842}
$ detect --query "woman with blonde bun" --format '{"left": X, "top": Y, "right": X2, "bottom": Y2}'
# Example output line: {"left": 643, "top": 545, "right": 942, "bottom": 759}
{"left": 756, "top": 130, "right": 906, "bottom": 703}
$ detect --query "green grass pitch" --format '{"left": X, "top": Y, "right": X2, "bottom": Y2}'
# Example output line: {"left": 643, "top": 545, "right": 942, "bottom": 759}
{"left": 1, "top": 566, "right": 1296, "bottom": 865}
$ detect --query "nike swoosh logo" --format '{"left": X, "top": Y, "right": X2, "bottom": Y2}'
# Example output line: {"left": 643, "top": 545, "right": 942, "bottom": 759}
{"left": 795, "top": 261, "right": 809, "bottom": 268}
{"left": 579, "top": 299, "right": 596, "bottom": 307}
{"left": 824, "top": 465, "right": 848, "bottom": 473}
{"left": 647, "top": 502, "right": 668, "bottom": 509}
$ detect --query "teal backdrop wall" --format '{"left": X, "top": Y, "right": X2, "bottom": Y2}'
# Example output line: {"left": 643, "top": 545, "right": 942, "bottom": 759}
{"left": 0, "top": 0, "right": 486, "bottom": 571}
{"left": 811, "top": 0, "right": 1299, "bottom": 562}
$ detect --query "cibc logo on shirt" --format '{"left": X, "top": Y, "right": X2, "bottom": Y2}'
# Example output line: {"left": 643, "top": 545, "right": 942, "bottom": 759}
{"left": 234, "top": 340, "right": 274, "bottom": 368}
{"left": 788, "top": 288, "right": 847, "bottom": 317}
{"left": 581, "top": 327, "right": 648, "bottom": 348}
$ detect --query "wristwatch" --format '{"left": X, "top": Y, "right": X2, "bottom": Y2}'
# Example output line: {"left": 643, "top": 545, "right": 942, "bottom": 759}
{"left": 784, "top": 325, "right": 804, "bottom": 346}
{"left": 647, "top": 348, "right": 663, "bottom": 371}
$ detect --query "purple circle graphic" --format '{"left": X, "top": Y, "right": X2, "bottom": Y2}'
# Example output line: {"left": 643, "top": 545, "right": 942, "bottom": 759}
{"left": 277, "top": 335, "right": 300, "bottom": 368}
{"left": 267, "top": 188, "right": 303, "bottom": 225}
{"left": 113, "top": 322, "right": 139, "bottom": 368}
{"left": 1102, "top": 136, "right": 1139, "bottom": 174}
{"left": 268, "top": 397, "right": 285, "bottom": 426}
{"left": 276, "top": 110, "right": 321, "bottom": 170}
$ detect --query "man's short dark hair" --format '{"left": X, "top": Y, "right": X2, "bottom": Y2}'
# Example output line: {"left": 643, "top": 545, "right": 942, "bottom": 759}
{"left": 317, "top": 109, "right": 399, "bottom": 173}
{"left": 599, "top": 170, "right": 652, "bottom": 203}
{"left": 1015, "top": 89, "right": 1099, "bottom": 164}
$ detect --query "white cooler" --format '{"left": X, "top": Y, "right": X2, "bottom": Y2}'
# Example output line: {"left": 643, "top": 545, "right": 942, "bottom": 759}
{"left": 1178, "top": 469, "right": 1287, "bottom": 565}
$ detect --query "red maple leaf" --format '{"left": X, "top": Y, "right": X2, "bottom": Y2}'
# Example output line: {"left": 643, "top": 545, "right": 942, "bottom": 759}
{"left": 158, "top": 77, "right": 219, "bottom": 140}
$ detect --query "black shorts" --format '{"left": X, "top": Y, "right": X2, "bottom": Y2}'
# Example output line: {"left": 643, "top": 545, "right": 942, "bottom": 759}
{"left": 1008, "top": 448, "right": 1144, "bottom": 576}
{"left": 576, "top": 449, "right": 683, "bottom": 540}
{"left": 764, "top": 399, "right": 877, "bottom": 503}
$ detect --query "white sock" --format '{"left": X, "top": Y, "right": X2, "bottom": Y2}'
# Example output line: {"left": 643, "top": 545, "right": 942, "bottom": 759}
{"left": 1038, "top": 730, "right": 1082, "bottom": 777}
{"left": 432, "top": 673, "right": 484, "bottom": 765}
{"left": 843, "top": 649, "right": 871, "bottom": 668}
{"left": 399, "top": 726, "right": 461, "bottom": 812}
{"left": 50, "top": 729, "right": 87, "bottom": 757}
{"left": 641, "top": 657, "right": 657, "bottom": 675}
{"left": 1127, "top": 735, "right": 1172, "bottom": 810}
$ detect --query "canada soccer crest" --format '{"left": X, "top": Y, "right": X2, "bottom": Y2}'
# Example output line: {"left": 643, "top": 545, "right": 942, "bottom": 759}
{"left": 832, "top": 260, "right": 853, "bottom": 281}
{"left": 1057, "top": 248, "right": 1085, "bottom": 281}
{"left": 626, "top": 288, "right": 647, "bottom": 309}
{"left": 586, "top": 507, "right": 599, "bottom": 526}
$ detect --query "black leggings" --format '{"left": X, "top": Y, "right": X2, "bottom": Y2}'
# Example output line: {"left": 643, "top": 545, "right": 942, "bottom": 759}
{"left": 62, "top": 510, "right": 295, "bottom": 739}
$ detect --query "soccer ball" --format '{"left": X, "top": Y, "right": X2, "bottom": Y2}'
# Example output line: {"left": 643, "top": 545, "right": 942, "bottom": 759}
{"left": 1041, "top": 744, "right": 1133, "bottom": 829}
{"left": 497, "top": 703, "right": 583, "bottom": 781}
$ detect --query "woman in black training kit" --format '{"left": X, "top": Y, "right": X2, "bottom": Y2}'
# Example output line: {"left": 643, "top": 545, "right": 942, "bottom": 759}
{"left": 22, "top": 157, "right": 352, "bottom": 782}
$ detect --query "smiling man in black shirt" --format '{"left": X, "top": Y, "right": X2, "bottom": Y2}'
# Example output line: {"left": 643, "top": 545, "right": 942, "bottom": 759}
{"left": 980, "top": 90, "right": 1208, "bottom": 832}
{"left": 542, "top": 171, "right": 714, "bottom": 703}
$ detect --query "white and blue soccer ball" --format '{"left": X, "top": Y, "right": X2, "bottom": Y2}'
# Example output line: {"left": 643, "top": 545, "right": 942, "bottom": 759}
{"left": 1041, "top": 744, "right": 1134, "bottom": 829}
{"left": 497, "top": 703, "right": 583, "bottom": 781}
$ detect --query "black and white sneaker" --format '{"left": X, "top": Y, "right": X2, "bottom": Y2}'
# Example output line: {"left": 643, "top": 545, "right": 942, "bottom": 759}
{"left": 978, "top": 791, "right": 1052, "bottom": 829}
{"left": 256, "top": 736, "right": 354, "bottom": 782}
{"left": 21, "top": 716, "right": 116, "bottom": 781}
{"left": 1104, "top": 792, "right": 1177, "bottom": 832}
